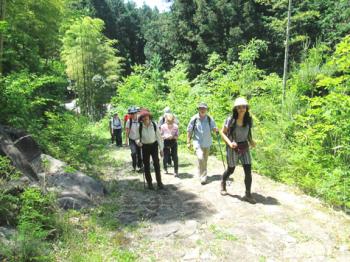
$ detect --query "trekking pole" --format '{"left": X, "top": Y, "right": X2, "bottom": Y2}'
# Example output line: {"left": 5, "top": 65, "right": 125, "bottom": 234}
{"left": 140, "top": 146, "right": 146, "bottom": 190}
{"left": 216, "top": 132, "right": 226, "bottom": 171}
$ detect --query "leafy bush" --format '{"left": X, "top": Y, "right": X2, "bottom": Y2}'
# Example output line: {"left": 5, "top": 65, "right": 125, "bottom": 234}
{"left": 37, "top": 112, "right": 106, "bottom": 170}
{"left": 0, "top": 71, "right": 66, "bottom": 130}
{"left": 0, "top": 185, "right": 62, "bottom": 261}
{"left": 0, "top": 156, "right": 21, "bottom": 226}
{"left": 15, "top": 188, "right": 58, "bottom": 261}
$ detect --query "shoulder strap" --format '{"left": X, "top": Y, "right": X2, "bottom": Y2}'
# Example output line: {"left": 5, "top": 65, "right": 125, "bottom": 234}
{"left": 152, "top": 121, "right": 157, "bottom": 133}
{"left": 228, "top": 116, "right": 236, "bottom": 138}
{"left": 129, "top": 119, "right": 132, "bottom": 129}
{"left": 207, "top": 115, "right": 212, "bottom": 128}
{"left": 191, "top": 118, "right": 197, "bottom": 134}
{"left": 139, "top": 123, "right": 143, "bottom": 140}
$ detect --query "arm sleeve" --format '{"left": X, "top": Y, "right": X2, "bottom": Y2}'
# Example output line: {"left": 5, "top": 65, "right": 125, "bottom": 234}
{"left": 156, "top": 125, "right": 164, "bottom": 150}
{"left": 210, "top": 117, "right": 217, "bottom": 130}
{"left": 160, "top": 125, "right": 165, "bottom": 137}
{"left": 174, "top": 125, "right": 179, "bottom": 138}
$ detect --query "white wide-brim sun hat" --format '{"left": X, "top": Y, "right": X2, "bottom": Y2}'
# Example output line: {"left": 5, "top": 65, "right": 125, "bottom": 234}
{"left": 234, "top": 97, "right": 248, "bottom": 107}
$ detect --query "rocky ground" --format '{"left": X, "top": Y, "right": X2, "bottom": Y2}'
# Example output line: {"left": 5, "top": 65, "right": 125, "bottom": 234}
{"left": 98, "top": 145, "right": 350, "bottom": 262}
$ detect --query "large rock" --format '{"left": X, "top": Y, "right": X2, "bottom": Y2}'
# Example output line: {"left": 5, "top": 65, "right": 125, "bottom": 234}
{"left": 0, "top": 125, "right": 105, "bottom": 210}
{"left": 0, "top": 125, "right": 39, "bottom": 181}
{"left": 41, "top": 154, "right": 106, "bottom": 210}
{"left": 0, "top": 226, "right": 17, "bottom": 248}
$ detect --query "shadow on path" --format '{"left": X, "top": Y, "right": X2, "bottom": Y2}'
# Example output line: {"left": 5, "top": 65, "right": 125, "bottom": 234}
{"left": 102, "top": 178, "right": 216, "bottom": 226}
{"left": 227, "top": 192, "right": 280, "bottom": 205}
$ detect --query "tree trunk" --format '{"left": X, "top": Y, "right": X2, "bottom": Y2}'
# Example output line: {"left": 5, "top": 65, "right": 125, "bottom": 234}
{"left": 0, "top": 0, "right": 6, "bottom": 74}
{"left": 282, "top": 0, "right": 292, "bottom": 104}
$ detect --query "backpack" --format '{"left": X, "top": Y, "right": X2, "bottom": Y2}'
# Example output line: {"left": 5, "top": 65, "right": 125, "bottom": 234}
{"left": 139, "top": 121, "right": 157, "bottom": 141}
{"left": 191, "top": 115, "right": 212, "bottom": 137}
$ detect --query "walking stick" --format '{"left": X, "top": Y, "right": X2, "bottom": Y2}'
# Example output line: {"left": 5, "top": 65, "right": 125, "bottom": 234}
{"left": 139, "top": 146, "right": 146, "bottom": 190}
{"left": 216, "top": 132, "right": 226, "bottom": 171}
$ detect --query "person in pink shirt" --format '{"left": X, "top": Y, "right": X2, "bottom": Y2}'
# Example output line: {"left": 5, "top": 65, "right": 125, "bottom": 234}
{"left": 160, "top": 114, "right": 179, "bottom": 177}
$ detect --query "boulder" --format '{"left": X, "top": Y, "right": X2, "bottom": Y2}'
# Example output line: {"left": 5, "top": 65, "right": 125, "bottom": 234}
{"left": 41, "top": 154, "right": 106, "bottom": 210}
{"left": 0, "top": 226, "right": 17, "bottom": 248}
{"left": 0, "top": 125, "right": 39, "bottom": 181}
{"left": 0, "top": 125, "right": 105, "bottom": 210}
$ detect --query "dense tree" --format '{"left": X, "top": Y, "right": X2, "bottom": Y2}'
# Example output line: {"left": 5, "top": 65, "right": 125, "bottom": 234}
{"left": 90, "top": 0, "right": 159, "bottom": 72}
{"left": 2, "top": 0, "right": 65, "bottom": 73}
{"left": 61, "top": 16, "right": 124, "bottom": 120}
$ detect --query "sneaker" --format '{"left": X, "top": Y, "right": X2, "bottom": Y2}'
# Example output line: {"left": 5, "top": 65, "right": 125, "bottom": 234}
{"left": 174, "top": 173, "right": 179, "bottom": 178}
{"left": 243, "top": 193, "right": 256, "bottom": 204}
{"left": 220, "top": 181, "right": 227, "bottom": 196}
{"left": 148, "top": 184, "right": 155, "bottom": 190}
{"left": 157, "top": 183, "right": 165, "bottom": 190}
{"left": 164, "top": 169, "right": 168, "bottom": 174}
{"left": 200, "top": 177, "right": 207, "bottom": 185}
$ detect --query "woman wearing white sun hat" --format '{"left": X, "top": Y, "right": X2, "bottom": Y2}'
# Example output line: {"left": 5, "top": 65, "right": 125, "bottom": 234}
{"left": 220, "top": 97, "right": 257, "bottom": 204}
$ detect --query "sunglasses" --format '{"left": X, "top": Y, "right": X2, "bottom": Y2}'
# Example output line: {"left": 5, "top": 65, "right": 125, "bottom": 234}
{"left": 236, "top": 105, "right": 247, "bottom": 109}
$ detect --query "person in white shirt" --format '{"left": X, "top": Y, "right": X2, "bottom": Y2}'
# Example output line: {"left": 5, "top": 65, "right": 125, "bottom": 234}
{"left": 125, "top": 107, "right": 143, "bottom": 171}
{"left": 109, "top": 113, "right": 122, "bottom": 146}
{"left": 137, "top": 111, "right": 164, "bottom": 190}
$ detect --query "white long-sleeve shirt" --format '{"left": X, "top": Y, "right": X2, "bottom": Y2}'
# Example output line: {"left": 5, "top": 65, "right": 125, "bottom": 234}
{"left": 136, "top": 122, "right": 164, "bottom": 151}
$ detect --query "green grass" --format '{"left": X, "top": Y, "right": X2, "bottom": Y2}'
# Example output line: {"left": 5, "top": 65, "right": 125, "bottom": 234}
{"left": 209, "top": 224, "right": 238, "bottom": 241}
{"left": 53, "top": 208, "right": 139, "bottom": 261}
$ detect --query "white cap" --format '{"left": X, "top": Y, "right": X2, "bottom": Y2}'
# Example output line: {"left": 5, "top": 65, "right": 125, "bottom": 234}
{"left": 234, "top": 97, "right": 248, "bottom": 107}
{"left": 164, "top": 106, "right": 171, "bottom": 113}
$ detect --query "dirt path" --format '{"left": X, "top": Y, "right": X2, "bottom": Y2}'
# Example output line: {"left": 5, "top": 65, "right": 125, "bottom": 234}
{"left": 102, "top": 146, "right": 350, "bottom": 261}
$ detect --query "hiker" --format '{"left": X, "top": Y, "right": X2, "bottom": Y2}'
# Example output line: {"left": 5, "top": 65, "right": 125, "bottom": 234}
{"left": 123, "top": 108, "right": 131, "bottom": 132}
{"left": 158, "top": 106, "right": 179, "bottom": 127}
{"left": 136, "top": 110, "right": 164, "bottom": 190}
{"left": 220, "top": 97, "right": 257, "bottom": 204}
{"left": 187, "top": 102, "right": 218, "bottom": 185}
{"left": 109, "top": 113, "right": 123, "bottom": 147}
{"left": 160, "top": 114, "right": 179, "bottom": 177}
{"left": 158, "top": 106, "right": 179, "bottom": 166}
{"left": 125, "top": 106, "right": 143, "bottom": 172}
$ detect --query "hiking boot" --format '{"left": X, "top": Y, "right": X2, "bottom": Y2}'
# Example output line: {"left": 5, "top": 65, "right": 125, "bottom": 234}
{"left": 220, "top": 181, "right": 227, "bottom": 196}
{"left": 243, "top": 192, "right": 256, "bottom": 204}
{"left": 157, "top": 183, "right": 165, "bottom": 190}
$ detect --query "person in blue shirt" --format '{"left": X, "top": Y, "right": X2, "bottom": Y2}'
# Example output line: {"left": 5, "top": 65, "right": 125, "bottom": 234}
{"left": 187, "top": 102, "right": 218, "bottom": 185}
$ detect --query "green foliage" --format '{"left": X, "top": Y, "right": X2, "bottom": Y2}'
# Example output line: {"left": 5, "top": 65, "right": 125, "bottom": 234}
{"left": 0, "top": 156, "right": 21, "bottom": 226}
{"left": 209, "top": 224, "right": 238, "bottom": 241}
{"left": 251, "top": 35, "right": 350, "bottom": 209}
{"left": 112, "top": 62, "right": 167, "bottom": 119}
{"left": 15, "top": 188, "right": 58, "bottom": 261}
{"left": 37, "top": 112, "right": 106, "bottom": 170}
{"left": 0, "top": 186, "right": 61, "bottom": 261}
{"left": 61, "top": 16, "right": 124, "bottom": 120}
{"left": 3, "top": 0, "right": 65, "bottom": 73}
{"left": 0, "top": 71, "right": 66, "bottom": 129}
